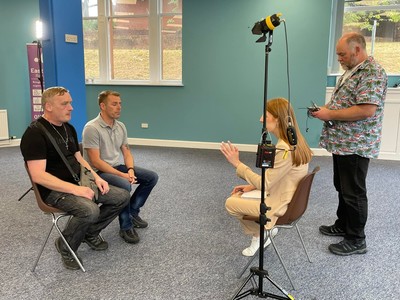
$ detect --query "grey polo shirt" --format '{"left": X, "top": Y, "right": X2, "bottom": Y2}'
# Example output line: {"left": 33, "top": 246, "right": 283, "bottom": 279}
{"left": 82, "top": 113, "right": 128, "bottom": 171}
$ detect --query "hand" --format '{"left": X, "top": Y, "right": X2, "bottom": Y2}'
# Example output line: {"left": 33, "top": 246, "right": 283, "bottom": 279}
{"left": 74, "top": 186, "right": 96, "bottom": 200}
{"left": 231, "top": 184, "right": 256, "bottom": 195}
{"left": 312, "top": 106, "right": 331, "bottom": 121}
{"left": 127, "top": 169, "right": 137, "bottom": 184}
{"left": 95, "top": 177, "right": 110, "bottom": 195}
{"left": 220, "top": 141, "right": 240, "bottom": 168}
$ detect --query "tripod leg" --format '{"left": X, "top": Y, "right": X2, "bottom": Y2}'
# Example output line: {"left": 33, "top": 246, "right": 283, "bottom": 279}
{"left": 18, "top": 187, "right": 33, "bottom": 201}
{"left": 261, "top": 272, "right": 295, "bottom": 300}
{"left": 232, "top": 267, "right": 295, "bottom": 300}
{"left": 231, "top": 272, "right": 257, "bottom": 300}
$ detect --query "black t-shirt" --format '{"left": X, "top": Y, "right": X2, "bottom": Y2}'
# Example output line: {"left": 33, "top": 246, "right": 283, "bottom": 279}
{"left": 20, "top": 117, "right": 81, "bottom": 200}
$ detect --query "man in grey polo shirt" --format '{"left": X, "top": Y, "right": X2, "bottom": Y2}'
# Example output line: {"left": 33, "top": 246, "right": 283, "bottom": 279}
{"left": 82, "top": 90, "right": 158, "bottom": 244}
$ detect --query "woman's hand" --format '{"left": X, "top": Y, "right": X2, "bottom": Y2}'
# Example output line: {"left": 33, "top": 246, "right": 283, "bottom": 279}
{"left": 231, "top": 184, "right": 256, "bottom": 195}
{"left": 220, "top": 141, "right": 240, "bottom": 168}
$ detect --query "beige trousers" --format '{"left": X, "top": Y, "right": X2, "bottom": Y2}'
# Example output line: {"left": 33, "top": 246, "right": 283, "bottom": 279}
{"left": 225, "top": 194, "right": 272, "bottom": 236}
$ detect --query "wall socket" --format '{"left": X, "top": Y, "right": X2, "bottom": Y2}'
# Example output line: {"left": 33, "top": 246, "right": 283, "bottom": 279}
{"left": 141, "top": 123, "right": 149, "bottom": 129}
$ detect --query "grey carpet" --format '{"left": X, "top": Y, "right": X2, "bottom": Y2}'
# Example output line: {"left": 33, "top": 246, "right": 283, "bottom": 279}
{"left": 0, "top": 145, "right": 399, "bottom": 300}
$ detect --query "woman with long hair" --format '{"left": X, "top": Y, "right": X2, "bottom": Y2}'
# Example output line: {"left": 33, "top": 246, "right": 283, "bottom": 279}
{"left": 221, "top": 97, "right": 313, "bottom": 256}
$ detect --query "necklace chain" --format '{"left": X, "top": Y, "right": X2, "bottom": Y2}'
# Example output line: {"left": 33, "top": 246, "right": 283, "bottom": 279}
{"left": 49, "top": 123, "right": 69, "bottom": 150}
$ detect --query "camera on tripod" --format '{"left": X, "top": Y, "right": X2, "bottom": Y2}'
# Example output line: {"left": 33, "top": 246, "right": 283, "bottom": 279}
{"left": 256, "top": 142, "right": 276, "bottom": 169}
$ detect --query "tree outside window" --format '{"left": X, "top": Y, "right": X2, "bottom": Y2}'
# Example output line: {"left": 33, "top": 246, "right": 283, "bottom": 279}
{"left": 330, "top": 0, "right": 400, "bottom": 75}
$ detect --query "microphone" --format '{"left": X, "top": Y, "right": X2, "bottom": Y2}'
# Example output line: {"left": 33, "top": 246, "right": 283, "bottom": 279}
{"left": 252, "top": 13, "right": 282, "bottom": 35}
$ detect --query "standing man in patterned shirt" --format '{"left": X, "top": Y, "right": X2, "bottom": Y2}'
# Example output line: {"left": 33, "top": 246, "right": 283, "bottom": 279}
{"left": 311, "top": 32, "right": 387, "bottom": 256}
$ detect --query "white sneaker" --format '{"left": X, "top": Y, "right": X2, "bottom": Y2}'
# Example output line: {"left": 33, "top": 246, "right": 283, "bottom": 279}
{"left": 241, "top": 228, "right": 279, "bottom": 257}
{"left": 242, "top": 236, "right": 260, "bottom": 257}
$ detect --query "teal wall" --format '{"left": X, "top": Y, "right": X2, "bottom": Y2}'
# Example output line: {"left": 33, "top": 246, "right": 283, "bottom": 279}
{"left": 0, "top": 0, "right": 39, "bottom": 138}
{"left": 1, "top": 0, "right": 333, "bottom": 147}
{"left": 86, "top": 0, "right": 332, "bottom": 147}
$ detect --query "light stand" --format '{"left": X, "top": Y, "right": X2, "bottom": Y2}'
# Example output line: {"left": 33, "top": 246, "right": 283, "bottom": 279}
{"left": 231, "top": 31, "right": 294, "bottom": 300}
{"left": 36, "top": 40, "right": 45, "bottom": 93}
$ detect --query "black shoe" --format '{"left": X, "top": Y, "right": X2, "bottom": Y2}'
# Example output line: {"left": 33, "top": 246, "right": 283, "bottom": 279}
{"left": 55, "top": 237, "right": 82, "bottom": 270}
{"left": 132, "top": 215, "right": 148, "bottom": 228}
{"left": 328, "top": 239, "right": 367, "bottom": 256}
{"left": 119, "top": 228, "right": 140, "bottom": 244}
{"left": 319, "top": 224, "right": 345, "bottom": 236}
{"left": 83, "top": 235, "right": 109, "bottom": 251}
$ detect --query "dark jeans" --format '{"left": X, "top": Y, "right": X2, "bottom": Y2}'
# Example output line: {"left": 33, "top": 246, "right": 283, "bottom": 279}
{"left": 45, "top": 185, "right": 130, "bottom": 251}
{"left": 332, "top": 154, "right": 369, "bottom": 242}
{"left": 98, "top": 165, "right": 158, "bottom": 231}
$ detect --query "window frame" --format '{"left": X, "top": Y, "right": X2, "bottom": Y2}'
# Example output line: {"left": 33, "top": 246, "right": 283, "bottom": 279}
{"left": 328, "top": 0, "right": 400, "bottom": 76}
{"left": 83, "top": 0, "right": 183, "bottom": 86}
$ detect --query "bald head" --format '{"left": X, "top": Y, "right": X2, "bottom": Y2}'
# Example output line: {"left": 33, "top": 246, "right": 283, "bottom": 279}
{"left": 336, "top": 32, "right": 368, "bottom": 70}
{"left": 340, "top": 32, "right": 367, "bottom": 52}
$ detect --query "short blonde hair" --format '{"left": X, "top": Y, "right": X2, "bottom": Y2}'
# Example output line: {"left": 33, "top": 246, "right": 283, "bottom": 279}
{"left": 41, "top": 86, "right": 69, "bottom": 106}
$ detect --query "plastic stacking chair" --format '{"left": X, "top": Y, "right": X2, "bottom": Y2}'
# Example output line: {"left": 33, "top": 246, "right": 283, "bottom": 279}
{"left": 238, "top": 166, "right": 320, "bottom": 290}
{"left": 24, "top": 163, "right": 85, "bottom": 272}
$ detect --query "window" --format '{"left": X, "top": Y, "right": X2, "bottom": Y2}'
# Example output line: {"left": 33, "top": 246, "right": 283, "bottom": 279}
{"left": 329, "top": 0, "right": 400, "bottom": 75}
{"left": 82, "top": 0, "right": 182, "bottom": 85}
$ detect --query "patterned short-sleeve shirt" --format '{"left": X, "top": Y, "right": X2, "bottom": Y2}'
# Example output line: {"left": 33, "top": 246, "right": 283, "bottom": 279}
{"left": 319, "top": 56, "right": 387, "bottom": 159}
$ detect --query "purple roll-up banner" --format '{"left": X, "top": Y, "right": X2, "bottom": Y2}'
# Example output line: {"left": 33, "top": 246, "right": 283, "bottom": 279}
{"left": 26, "top": 43, "right": 44, "bottom": 121}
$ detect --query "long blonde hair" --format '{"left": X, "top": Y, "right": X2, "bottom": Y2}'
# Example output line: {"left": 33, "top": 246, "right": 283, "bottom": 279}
{"left": 266, "top": 97, "right": 312, "bottom": 166}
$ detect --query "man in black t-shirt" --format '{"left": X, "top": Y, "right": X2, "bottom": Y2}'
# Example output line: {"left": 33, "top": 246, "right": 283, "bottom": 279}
{"left": 20, "top": 87, "right": 130, "bottom": 270}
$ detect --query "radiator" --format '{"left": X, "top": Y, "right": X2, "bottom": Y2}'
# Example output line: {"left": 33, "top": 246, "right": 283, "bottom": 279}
{"left": 0, "top": 110, "right": 10, "bottom": 144}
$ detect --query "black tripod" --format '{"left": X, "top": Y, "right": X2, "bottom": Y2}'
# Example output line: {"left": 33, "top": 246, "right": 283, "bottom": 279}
{"left": 18, "top": 40, "right": 44, "bottom": 202}
{"left": 231, "top": 32, "right": 294, "bottom": 300}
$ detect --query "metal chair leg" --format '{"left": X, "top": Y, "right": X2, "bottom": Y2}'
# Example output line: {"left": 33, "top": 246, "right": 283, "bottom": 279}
{"left": 31, "top": 222, "right": 55, "bottom": 272}
{"left": 53, "top": 214, "right": 86, "bottom": 272}
{"left": 32, "top": 213, "right": 86, "bottom": 273}
{"left": 237, "top": 248, "right": 259, "bottom": 279}
{"left": 295, "top": 224, "right": 312, "bottom": 263}
{"left": 269, "top": 231, "right": 296, "bottom": 290}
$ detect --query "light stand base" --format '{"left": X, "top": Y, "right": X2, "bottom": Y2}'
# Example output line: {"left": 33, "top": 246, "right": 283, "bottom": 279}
{"left": 232, "top": 267, "right": 294, "bottom": 300}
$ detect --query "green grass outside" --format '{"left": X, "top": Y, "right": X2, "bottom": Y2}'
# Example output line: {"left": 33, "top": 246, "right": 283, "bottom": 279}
{"left": 367, "top": 42, "right": 400, "bottom": 74}
{"left": 84, "top": 49, "right": 182, "bottom": 80}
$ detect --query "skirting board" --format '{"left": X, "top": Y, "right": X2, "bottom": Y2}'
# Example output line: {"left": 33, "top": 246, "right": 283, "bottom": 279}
{"left": 127, "top": 138, "right": 332, "bottom": 156}
{"left": 127, "top": 138, "right": 398, "bottom": 160}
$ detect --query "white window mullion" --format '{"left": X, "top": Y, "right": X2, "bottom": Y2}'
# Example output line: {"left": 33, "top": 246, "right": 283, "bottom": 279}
{"left": 98, "top": 0, "right": 109, "bottom": 82}
{"left": 149, "top": 0, "right": 161, "bottom": 83}
{"left": 328, "top": 0, "right": 344, "bottom": 75}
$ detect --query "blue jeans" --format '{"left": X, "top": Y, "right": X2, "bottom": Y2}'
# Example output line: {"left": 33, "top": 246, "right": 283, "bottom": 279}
{"left": 98, "top": 165, "right": 158, "bottom": 231}
{"left": 332, "top": 154, "right": 369, "bottom": 242}
{"left": 44, "top": 185, "right": 130, "bottom": 251}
